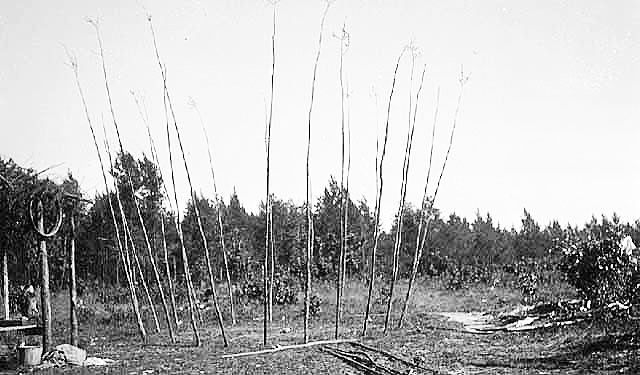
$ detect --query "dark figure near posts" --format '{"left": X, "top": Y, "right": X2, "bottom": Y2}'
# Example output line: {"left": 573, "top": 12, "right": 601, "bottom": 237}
{"left": 11, "top": 285, "right": 39, "bottom": 319}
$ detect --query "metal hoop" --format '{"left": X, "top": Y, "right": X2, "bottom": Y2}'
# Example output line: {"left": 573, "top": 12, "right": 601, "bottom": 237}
{"left": 29, "top": 195, "right": 63, "bottom": 238}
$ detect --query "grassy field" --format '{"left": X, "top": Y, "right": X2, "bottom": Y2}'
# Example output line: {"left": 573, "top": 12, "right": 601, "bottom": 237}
{"left": 0, "top": 278, "right": 638, "bottom": 374}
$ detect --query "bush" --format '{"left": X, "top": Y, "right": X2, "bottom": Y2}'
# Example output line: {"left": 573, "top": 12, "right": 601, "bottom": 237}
{"left": 559, "top": 220, "right": 639, "bottom": 310}
{"left": 236, "top": 269, "right": 300, "bottom": 305}
{"left": 309, "top": 294, "right": 322, "bottom": 317}
{"left": 443, "top": 263, "right": 494, "bottom": 290}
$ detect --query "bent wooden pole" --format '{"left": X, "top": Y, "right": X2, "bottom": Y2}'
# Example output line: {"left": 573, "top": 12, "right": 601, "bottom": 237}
{"left": 29, "top": 197, "right": 62, "bottom": 353}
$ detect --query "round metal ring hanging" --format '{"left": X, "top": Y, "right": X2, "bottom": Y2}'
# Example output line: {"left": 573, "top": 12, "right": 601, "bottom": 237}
{"left": 29, "top": 194, "right": 63, "bottom": 238}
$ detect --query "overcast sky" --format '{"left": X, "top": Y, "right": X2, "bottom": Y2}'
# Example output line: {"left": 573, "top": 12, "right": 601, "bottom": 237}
{"left": 1, "top": 0, "right": 638, "bottom": 229}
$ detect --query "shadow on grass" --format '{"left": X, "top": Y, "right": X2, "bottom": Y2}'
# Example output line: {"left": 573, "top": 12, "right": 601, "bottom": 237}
{"left": 469, "top": 331, "right": 640, "bottom": 371}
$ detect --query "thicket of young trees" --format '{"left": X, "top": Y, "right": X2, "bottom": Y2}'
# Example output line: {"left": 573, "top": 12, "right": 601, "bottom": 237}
{"left": 2, "top": 154, "right": 639, "bottom": 304}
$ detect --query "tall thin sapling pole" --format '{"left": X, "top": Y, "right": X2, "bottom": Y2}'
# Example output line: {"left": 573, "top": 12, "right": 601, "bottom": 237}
{"left": 147, "top": 16, "right": 228, "bottom": 347}
{"left": 147, "top": 15, "right": 203, "bottom": 345}
{"left": 101, "top": 119, "right": 162, "bottom": 334}
{"left": 304, "top": 0, "right": 332, "bottom": 344}
{"left": 189, "top": 98, "right": 236, "bottom": 326}
{"left": 384, "top": 55, "right": 426, "bottom": 333}
{"left": 363, "top": 48, "right": 406, "bottom": 336}
{"left": 264, "top": 1, "right": 278, "bottom": 342}
{"left": 134, "top": 93, "right": 181, "bottom": 329}
{"left": 334, "top": 22, "right": 350, "bottom": 339}
{"left": 68, "top": 54, "right": 146, "bottom": 340}
{"left": 398, "top": 68, "right": 469, "bottom": 327}
{"left": 89, "top": 19, "right": 173, "bottom": 340}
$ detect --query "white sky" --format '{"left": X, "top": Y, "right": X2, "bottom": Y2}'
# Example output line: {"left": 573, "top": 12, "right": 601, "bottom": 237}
{"left": 1, "top": 0, "right": 638, "bottom": 229}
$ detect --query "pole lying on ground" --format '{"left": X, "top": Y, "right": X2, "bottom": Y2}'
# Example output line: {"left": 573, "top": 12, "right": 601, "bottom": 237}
{"left": 221, "top": 339, "right": 357, "bottom": 359}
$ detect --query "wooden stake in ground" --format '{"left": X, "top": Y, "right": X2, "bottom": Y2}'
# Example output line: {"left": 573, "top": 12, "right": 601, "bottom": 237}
{"left": 68, "top": 54, "right": 146, "bottom": 341}
{"left": 363, "top": 49, "right": 406, "bottom": 337}
{"left": 398, "top": 68, "right": 468, "bottom": 327}
{"left": 69, "top": 212, "right": 79, "bottom": 346}
{"left": 189, "top": 99, "right": 236, "bottom": 326}
{"left": 29, "top": 195, "right": 62, "bottom": 353}
{"left": 304, "top": 0, "right": 332, "bottom": 344}
{"left": 334, "top": 22, "right": 350, "bottom": 340}
{"left": 384, "top": 56, "right": 426, "bottom": 333}
{"left": 2, "top": 248, "right": 7, "bottom": 320}
{"left": 35, "top": 200, "right": 53, "bottom": 352}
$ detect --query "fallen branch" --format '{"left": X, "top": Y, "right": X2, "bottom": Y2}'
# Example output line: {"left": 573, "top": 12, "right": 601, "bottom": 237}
{"left": 221, "top": 338, "right": 356, "bottom": 359}
{"left": 349, "top": 342, "right": 440, "bottom": 374}
{"left": 321, "top": 347, "right": 388, "bottom": 375}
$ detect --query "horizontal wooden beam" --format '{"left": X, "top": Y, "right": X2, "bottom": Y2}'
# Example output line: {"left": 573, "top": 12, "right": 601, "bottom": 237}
{"left": 221, "top": 338, "right": 357, "bottom": 359}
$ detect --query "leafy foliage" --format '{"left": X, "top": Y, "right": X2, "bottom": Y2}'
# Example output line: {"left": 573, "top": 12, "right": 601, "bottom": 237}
{"left": 4, "top": 152, "right": 640, "bottom": 321}
{"left": 559, "top": 217, "right": 639, "bottom": 309}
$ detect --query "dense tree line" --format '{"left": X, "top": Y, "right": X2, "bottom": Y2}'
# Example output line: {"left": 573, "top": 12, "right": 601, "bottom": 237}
{"left": 2, "top": 154, "right": 639, "bottom": 296}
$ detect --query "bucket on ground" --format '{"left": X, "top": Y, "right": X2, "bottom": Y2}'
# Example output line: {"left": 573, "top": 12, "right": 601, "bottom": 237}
{"left": 18, "top": 345, "right": 42, "bottom": 366}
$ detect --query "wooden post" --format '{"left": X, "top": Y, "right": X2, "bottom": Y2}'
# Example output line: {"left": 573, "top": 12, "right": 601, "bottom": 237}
{"left": 3, "top": 248, "right": 8, "bottom": 320}
{"left": 37, "top": 200, "right": 52, "bottom": 353}
{"left": 69, "top": 214, "right": 79, "bottom": 346}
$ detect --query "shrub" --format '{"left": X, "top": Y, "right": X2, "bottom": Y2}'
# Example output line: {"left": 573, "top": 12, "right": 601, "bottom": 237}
{"left": 236, "top": 269, "right": 300, "bottom": 305}
{"left": 559, "top": 220, "right": 639, "bottom": 310}
{"left": 309, "top": 294, "right": 322, "bottom": 317}
{"left": 271, "top": 270, "right": 299, "bottom": 305}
